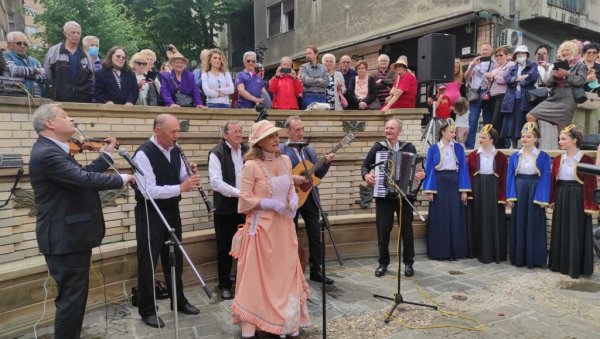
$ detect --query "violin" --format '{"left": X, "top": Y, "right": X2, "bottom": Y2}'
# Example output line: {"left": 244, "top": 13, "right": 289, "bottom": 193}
{"left": 68, "top": 137, "right": 119, "bottom": 154}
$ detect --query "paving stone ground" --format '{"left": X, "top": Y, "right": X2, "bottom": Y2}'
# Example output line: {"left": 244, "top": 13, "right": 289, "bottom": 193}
{"left": 19, "top": 256, "right": 600, "bottom": 339}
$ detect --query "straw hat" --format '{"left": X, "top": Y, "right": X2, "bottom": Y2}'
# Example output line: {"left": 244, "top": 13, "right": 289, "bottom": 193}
{"left": 249, "top": 120, "right": 281, "bottom": 147}
{"left": 169, "top": 51, "right": 188, "bottom": 64}
{"left": 390, "top": 56, "right": 408, "bottom": 71}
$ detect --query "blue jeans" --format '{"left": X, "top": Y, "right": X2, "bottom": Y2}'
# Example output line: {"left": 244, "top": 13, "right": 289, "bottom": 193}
{"left": 301, "top": 92, "right": 327, "bottom": 110}
{"left": 207, "top": 103, "right": 231, "bottom": 109}
{"left": 465, "top": 91, "right": 493, "bottom": 149}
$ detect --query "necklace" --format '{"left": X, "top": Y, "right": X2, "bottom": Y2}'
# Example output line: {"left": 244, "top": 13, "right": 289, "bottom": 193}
{"left": 261, "top": 150, "right": 278, "bottom": 161}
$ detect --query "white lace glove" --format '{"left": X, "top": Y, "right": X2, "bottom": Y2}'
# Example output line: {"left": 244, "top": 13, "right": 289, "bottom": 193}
{"left": 287, "top": 192, "right": 299, "bottom": 218}
{"left": 259, "top": 198, "right": 286, "bottom": 215}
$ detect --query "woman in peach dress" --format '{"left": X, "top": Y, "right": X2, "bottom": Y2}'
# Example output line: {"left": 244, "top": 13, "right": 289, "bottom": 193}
{"left": 231, "top": 120, "right": 310, "bottom": 338}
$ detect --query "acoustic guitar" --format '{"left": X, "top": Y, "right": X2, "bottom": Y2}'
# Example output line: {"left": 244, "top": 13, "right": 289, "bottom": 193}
{"left": 292, "top": 132, "right": 355, "bottom": 207}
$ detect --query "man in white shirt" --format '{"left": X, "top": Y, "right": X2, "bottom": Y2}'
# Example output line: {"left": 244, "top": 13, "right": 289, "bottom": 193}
{"left": 208, "top": 120, "right": 248, "bottom": 300}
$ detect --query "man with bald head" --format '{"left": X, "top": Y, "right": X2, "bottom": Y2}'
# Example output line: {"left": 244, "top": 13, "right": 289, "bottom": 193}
{"left": 270, "top": 56, "right": 304, "bottom": 109}
{"left": 43, "top": 21, "right": 94, "bottom": 102}
{"left": 133, "top": 114, "right": 202, "bottom": 328}
{"left": 339, "top": 55, "right": 357, "bottom": 89}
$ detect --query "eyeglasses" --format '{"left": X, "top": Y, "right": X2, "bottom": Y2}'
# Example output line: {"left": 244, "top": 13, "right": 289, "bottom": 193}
{"left": 495, "top": 54, "right": 505, "bottom": 57}
{"left": 585, "top": 50, "right": 599, "bottom": 55}
{"left": 114, "top": 55, "right": 126, "bottom": 60}
{"left": 245, "top": 60, "right": 256, "bottom": 63}
{"left": 15, "top": 41, "right": 28, "bottom": 47}
{"left": 135, "top": 61, "right": 148, "bottom": 66}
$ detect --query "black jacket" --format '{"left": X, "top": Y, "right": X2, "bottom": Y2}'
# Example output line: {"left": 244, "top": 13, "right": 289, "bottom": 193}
{"left": 347, "top": 76, "right": 378, "bottom": 109}
{"left": 29, "top": 137, "right": 123, "bottom": 255}
{"left": 94, "top": 67, "right": 139, "bottom": 104}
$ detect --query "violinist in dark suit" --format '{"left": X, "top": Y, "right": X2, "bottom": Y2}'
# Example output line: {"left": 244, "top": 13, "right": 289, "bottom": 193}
{"left": 93, "top": 46, "right": 139, "bottom": 105}
{"left": 29, "top": 103, "right": 134, "bottom": 338}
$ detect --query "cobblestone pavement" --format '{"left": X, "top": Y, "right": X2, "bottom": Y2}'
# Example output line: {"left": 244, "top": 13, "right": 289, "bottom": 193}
{"left": 22, "top": 256, "right": 600, "bottom": 339}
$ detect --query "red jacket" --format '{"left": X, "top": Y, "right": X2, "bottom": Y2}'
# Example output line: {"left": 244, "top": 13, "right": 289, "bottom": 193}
{"left": 269, "top": 75, "right": 303, "bottom": 110}
{"left": 466, "top": 149, "right": 508, "bottom": 203}
{"left": 550, "top": 154, "right": 598, "bottom": 213}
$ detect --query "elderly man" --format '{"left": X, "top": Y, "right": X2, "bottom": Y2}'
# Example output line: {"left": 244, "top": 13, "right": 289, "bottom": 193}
{"left": 299, "top": 46, "right": 329, "bottom": 109}
{"left": 235, "top": 51, "right": 264, "bottom": 108}
{"left": 44, "top": 21, "right": 94, "bottom": 102}
{"left": 82, "top": 35, "right": 101, "bottom": 71}
{"left": 464, "top": 43, "right": 495, "bottom": 149}
{"left": 361, "top": 118, "right": 425, "bottom": 277}
{"left": 208, "top": 121, "right": 248, "bottom": 300}
{"left": 339, "top": 55, "right": 357, "bottom": 89}
{"left": 269, "top": 56, "right": 303, "bottom": 110}
{"left": 29, "top": 103, "right": 134, "bottom": 338}
{"left": 4, "top": 31, "right": 45, "bottom": 97}
{"left": 132, "top": 114, "right": 202, "bottom": 328}
{"left": 369, "top": 54, "right": 396, "bottom": 106}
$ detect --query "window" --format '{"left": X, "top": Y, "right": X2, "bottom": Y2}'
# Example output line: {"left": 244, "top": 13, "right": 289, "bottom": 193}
{"left": 267, "top": 0, "right": 294, "bottom": 37}
{"left": 8, "top": 13, "right": 16, "bottom": 32}
{"left": 547, "top": 0, "right": 583, "bottom": 13}
{"left": 25, "top": 25, "right": 38, "bottom": 35}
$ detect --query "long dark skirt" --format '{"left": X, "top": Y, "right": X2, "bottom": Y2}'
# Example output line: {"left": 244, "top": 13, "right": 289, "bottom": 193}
{"left": 427, "top": 170, "right": 468, "bottom": 260}
{"left": 549, "top": 181, "right": 594, "bottom": 279}
{"left": 500, "top": 98, "right": 526, "bottom": 140}
{"left": 467, "top": 174, "right": 507, "bottom": 263}
{"left": 510, "top": 174, "right": 547, "bottom": 267}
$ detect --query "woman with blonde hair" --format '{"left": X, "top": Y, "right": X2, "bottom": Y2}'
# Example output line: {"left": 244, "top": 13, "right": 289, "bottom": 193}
{"left": 527, "top": 40, "right": 588, "bottom": 134}
{"left": 200, "top": 49, "right": 234, "bottom": 108}
{"left": 129, "top": 52, "right": 161, "bottom": 106}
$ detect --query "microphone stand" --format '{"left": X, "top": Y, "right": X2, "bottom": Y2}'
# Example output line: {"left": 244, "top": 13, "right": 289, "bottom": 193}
{"left": 293, "top": 144, "right": 344, "bottom": 339}
{"left": 372, "top": 165, "right": 436, "bottom": 323}
{"left": 118, "top": 156, "right": 213, "bottom": 337}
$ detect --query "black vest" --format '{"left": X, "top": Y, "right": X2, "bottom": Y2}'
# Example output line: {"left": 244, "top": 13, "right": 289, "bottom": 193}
{"left": 134, "top": 140, "right": 182, "bottom": 209}
{"left": 209, "top": 140, "right": 248, "bottom": 214}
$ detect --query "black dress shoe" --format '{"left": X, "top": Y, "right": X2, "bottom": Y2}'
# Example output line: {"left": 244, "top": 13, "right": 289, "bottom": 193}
{"left": 375, "top": 265, "right": 388, "bottom": 277}
{"left": 310, "top": 271, "right": 334, "bottom": 285}
{"left": 220, "top": 287, "right": 234, "bottom": 300}
{"left": 142, "top": 314, "right": 165, "bottom": 328}
{"left": 178, "top": 303, "right": 200, "bottom": 315}
{"left": 404, "top": 264, "right": 414, "bottom": 277}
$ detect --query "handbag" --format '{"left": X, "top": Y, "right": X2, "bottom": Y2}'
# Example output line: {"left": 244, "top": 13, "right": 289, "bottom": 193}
{"left": 526, "top": 87, "right": 550, "bottom": 106}
{"left": 466, "top": 88, "right": 478, "bottom": 103}
{"left": 573, "top": 87, "right": 589, "bottom": 105}
{"left": 578, "top": 91, "right": 600, "bottom": 110}
{"left": 170, "top": 76, "right": 194, "bottom": 107}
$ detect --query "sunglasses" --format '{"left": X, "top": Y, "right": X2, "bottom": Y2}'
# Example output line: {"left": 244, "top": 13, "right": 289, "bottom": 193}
{"left": 15, "top": 41, "right": 29, "bottom": 47}
{"left": 135, "top": 61, "right": 148, "bottom": 66}
{"left": 114, "top": 55, "right": 126, "bottom": 60}
{"left": 245, "top": 60, "right": 256, "bottom": 63}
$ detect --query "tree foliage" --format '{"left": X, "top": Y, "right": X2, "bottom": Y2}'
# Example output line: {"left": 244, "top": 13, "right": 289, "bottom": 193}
{"left": 124, "top": 0, "right": 249, "bottom": 61}
{"left": 33, "top": 0, "right": 148, "bottom": 57}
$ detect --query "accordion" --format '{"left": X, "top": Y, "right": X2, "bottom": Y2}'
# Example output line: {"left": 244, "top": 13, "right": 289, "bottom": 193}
{"left": 373, "top": 151, "right": 423, "bottom": 198}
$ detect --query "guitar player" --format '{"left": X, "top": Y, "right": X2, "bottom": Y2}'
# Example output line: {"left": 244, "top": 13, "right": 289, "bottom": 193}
{"left": 361, "top": 118, "right": 425, "bottom": 278}
{"left": 280, "top": 115, "right": 335, "bottom": 285}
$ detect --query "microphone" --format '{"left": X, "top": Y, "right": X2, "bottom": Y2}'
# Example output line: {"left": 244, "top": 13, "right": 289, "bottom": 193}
{"left": 577, "top": 163, "right": 600, "bottom": 176}
{"left": 286, "top": 141, "right": 310, "bottom": 148}
{"left": 368, "top": 160, "right": 386, "bottom": 170}
{"left": 118, "top": 148, "right": 144, "bottom": 176}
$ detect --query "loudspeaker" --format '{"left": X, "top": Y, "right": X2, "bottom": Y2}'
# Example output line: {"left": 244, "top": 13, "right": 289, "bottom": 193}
{"left": 417, "top": 33, "right": 456, "bottom": 83}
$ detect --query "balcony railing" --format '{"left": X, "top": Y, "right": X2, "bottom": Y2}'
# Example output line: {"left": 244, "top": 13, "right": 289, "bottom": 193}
{"left": 547, "top": 0, "right": 584, "bottom": 13}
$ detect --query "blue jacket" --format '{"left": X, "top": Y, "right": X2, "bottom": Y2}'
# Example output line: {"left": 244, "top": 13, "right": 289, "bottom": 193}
{"left": 279, "top": 143, "right": 331, "bottom": 205}
{"left": 422, "top": 142, "right": 471, "bottom": 194}
{"left": 93, "top": 67, "right": 138, "bottom": 104}
{"left": 506, "top": 149, "right": 551, "bottom": 206}
{"left": 501, "top": 60, "right": 539, "bottom": 113}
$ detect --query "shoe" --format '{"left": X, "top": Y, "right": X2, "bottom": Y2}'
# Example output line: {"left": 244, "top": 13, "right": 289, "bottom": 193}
{"left": 310, "top": 271, "right": 334, "bottom": 285}
{"left": 177, "top": 303, "right": 200, "bottom": 315}
{"left": 142, "top": 314, "right": 165, "bottom": 328}
{"left": 220, "top": 287, "right": 234, "bottom": 300}
{"left": 374, "top": 265, "right": 388, "bottom": 277}
{"left": 404, "top": 264, "right": 414, "bottom": 277}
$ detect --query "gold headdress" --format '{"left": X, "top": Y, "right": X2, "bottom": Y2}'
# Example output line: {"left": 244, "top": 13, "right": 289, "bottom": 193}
{"left": 521, "top": 122, "right": 538, "bottom": 135}
{"left": 480, "top": 124, "right": 493, "bottom": 135}
{"left": 561, "top": 124, "right": 577, "bottom": 134}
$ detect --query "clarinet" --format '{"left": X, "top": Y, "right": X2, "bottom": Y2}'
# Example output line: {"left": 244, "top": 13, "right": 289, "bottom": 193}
{"left": 175, "top": 143, "right": 216, "bottom": 212}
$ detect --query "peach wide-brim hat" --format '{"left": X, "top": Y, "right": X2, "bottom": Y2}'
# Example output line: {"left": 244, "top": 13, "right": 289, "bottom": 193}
{"left": 249, "top": 120, "right": 281, "bottom": 147}
{"left": 169, "top": 51, "right": 189, "bottom": 64}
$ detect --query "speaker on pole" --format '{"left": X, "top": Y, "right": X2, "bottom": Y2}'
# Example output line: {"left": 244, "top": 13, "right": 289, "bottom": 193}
{"left": 417, "top": 33, "right": 456, "bottom": 83}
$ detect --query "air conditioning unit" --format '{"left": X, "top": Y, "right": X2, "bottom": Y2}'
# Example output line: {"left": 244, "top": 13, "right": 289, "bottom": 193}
{"left": 500, "top": 29, "right": 523, "bottom": 47}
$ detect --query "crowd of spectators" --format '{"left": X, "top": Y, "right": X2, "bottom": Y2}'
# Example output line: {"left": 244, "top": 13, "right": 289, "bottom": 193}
{"left": 1, "top": 20, "right": 599, "bottom": 149}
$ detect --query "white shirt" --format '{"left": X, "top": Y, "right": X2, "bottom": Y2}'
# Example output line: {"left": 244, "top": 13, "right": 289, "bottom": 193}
{"left": 558, "top": 150, "right": 581, "bottom": 181}
{"left": 517, "top": 147, "right": 539, "bottom": 175}
{"left": 437, "top": 140, "right": 458, "bottom": 170}
{"left": 43, "top": 136, "right": 128, "bottom": 186}
{"left": 201, "top": 71, "right": 235, "bottom": 105}
{"left": 133, "top": 135, "right": 188, "bottom": 199}
{"left": 208, "top": 141, "right": 243, "bottom": 197}
{"left": 477, "top": 146, "right": 496, "bottom": 175}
